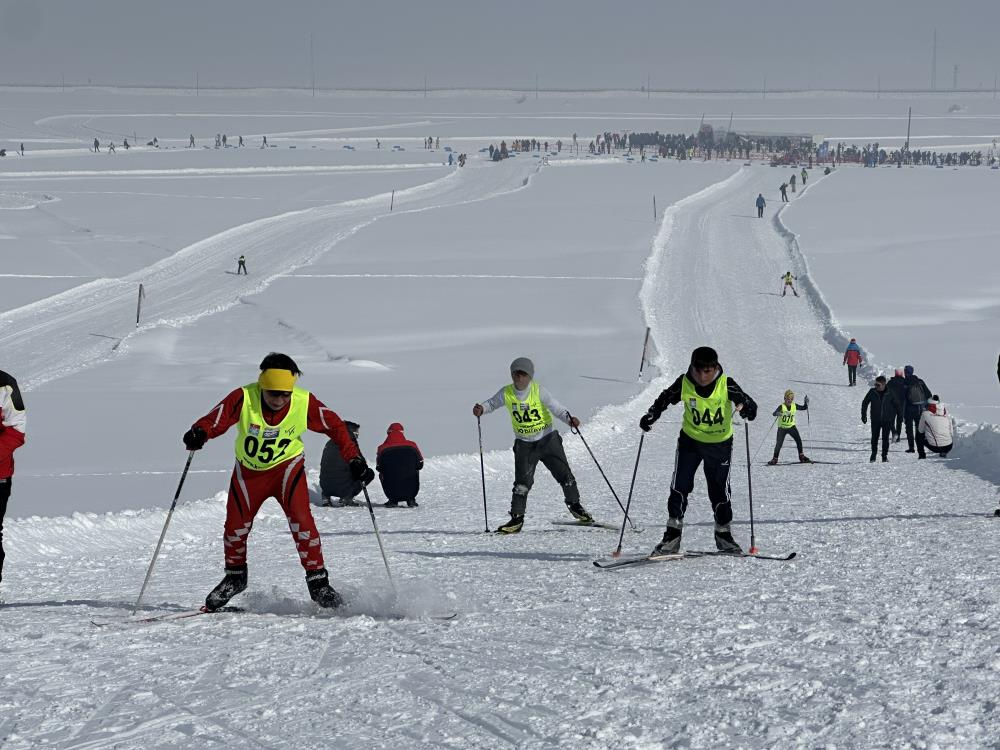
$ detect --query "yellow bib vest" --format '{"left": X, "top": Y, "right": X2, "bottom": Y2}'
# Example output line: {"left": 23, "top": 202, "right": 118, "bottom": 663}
{"left": 681, "top": 374, "right": 733, "bottom": 443}
{"left": 235, "top": 383, "right": 309, "bottom": 470}
{"left": 779, "top": 403, "right": 797, "bottom": 428}
{"left": 503, "top": 381, "right": 553, "bottom": 438}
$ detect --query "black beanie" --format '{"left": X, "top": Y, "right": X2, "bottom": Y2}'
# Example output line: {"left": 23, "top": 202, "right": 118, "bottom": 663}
{"left": 691, "top": 346, "right": 719, "bottom": 368}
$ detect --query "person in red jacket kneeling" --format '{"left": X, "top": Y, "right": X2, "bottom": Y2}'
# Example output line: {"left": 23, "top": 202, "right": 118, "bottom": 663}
{"left": 183, "top": 352, "right": 374, "bottom": 611}
{"left": 376, "top": 423, "right": 423, "bottom": 508}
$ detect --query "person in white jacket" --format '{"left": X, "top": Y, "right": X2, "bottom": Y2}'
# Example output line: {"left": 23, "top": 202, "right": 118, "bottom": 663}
{"left": 917, "top": 395, "right": 954, "bottom": 457}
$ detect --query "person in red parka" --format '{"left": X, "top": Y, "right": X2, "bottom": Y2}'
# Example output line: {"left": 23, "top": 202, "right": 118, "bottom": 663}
{"left": 843, "top": 338, "right": 863, "bottom": 386}
{"left": 376, "top": 423, "right": 423, "bottom": 508}
{"left": 0, "top": 369, "right": 26, "bottom": 584}
{"left": 182, "top": 352, "right": 373, "bottom": 611}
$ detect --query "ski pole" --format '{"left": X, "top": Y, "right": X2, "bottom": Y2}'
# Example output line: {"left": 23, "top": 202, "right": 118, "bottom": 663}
{"left": 744, "top": 421, "right": 758, "bottom": 554}
{"left": 570, "top": 420, "right": 638, "bottom": 531}
{"left": 131, "top": 450, "right": 196, "bottom": 615}
{"left": 360, "top": 482, "right": 397, "bottom": 596}
{"left": 477, "top": 416, "right": 490, "bottom": 532}
{"left": 613, "top": 433, "right": 644, "bottom": 558}
{"left": 749, "top": 414, "right": 779, "bottom": 464}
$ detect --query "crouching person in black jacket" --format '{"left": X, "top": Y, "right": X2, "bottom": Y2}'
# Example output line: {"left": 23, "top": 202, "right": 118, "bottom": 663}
{"left": 376, "top": 423, "right": 424, "bottom": 508}
{"left": 319, "top": 421, "right": 363, "bottom": 506}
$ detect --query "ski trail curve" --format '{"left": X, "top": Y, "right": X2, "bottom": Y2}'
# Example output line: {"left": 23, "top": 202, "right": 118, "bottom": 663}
{"left": 0, "top": 158, "right": 539, "bottom": 390}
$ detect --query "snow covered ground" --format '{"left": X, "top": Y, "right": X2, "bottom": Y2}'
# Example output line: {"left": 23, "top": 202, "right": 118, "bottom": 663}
{"left": 1, "top": 89, "right": 999, "bottom": 749}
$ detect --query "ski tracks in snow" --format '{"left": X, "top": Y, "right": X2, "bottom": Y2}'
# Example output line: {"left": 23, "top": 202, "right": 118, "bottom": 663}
{"left": 0, "top": 158, "right": 539, "bottom": 391}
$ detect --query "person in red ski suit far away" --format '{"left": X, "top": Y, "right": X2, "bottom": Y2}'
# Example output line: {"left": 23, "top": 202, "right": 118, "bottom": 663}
{"left": 376, "top": 423, "right": 424, "bottom": 508}
{"left": 182, "top": 352, "right": 373, "bottom": 611}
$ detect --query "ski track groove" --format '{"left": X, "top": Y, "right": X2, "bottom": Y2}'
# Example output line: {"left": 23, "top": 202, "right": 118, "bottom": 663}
{"left": 0, "top": 157, "right": 539, "bottom": 392}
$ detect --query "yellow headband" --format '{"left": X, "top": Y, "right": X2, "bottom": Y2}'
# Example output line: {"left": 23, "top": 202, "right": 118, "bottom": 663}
{"left": 258, "top": 369, "right": 297, "bottom": 392}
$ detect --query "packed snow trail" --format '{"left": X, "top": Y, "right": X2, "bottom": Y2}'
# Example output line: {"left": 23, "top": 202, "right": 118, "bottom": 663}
{"left": 0, "top": 158, "right": 536, "bottom": 390}
{"left": 3, "top": 166, "right": 999, "bottom": 749}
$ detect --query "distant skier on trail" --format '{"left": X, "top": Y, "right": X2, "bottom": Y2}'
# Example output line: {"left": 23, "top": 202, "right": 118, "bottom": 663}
{"left": 781, "top": 271, "right": 799, "bottom": 297}
{"left": 789, "top": 173, "right": 796, "bottom": 192}
{"left": 236, "top": 255, "right": 247, "bottom": 275}
{"left": 861, "top": 375, "right": 900, "bottom": 462}
{"left": 638, "top": 346, "right": 758, "bottom": 555}
{"left": 843, "top": 338, "right": 862, "bottom": 386}
{"left": 181, "top": 352, "right": 373, "bottom": 610}
{"left": 767, "top": 390, "right": 810, "bottom": 465}
{"left": 780, "top": 182, "right": 789, "bottom": 202}
{"left": 472, "top": 357, "right": 593, "bottom": 534}
{"left": 801, "top": 168, "right": 808, "bottom": 185}
{"left": 756, "top": 193, "right": 766, "bottom": 218}
{"left": 0, "top": 369, "right": 26, "bottom": 585}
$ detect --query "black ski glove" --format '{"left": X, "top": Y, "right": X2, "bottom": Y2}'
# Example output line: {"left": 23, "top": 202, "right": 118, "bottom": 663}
{"left": 349, "top": 457, "right": 375, "bottom": 485}
{"left": 861, "top": 415, "right": 867, "bottom": 424}
{"left": 183, "top": 426, "right": 207, "bottom": 450}
{"left": 739, "top": 401, "right": 757, "bottom": 421}
{"left": 639, "top": 411, "right": 658, "bottom": 432}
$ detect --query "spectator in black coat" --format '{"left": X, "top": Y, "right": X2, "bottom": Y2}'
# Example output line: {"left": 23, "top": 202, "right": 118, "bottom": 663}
{"left": 861, "top": 375, "right": 901, "bottom": 462}
{"left": 887, "top": 369, "right": 907, "bottom": 442}
{"left": 901, "top": 365, "right": 931, "bottom": 458}
{"left": 376, "top": 423, "right": 423, "bottom": 508}
{"left": 319, "top": 421, "right": 363, "bottom": 506}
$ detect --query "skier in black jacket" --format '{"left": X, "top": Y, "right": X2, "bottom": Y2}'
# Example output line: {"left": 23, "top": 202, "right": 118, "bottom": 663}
{"left": 861, "top": 376, "right": 901, "bottom": 462}
{"left": 639, "top": 346, "right": 757, "bottom": 555}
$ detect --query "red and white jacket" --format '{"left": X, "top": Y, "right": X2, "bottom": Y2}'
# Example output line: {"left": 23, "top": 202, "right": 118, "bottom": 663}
{"left": 0, "top": 370, "right": 26, "bottom": 479}
{"left": 918, "top": 401, "right": 955, "bottom": 449}
{"left": 191, "top": 387, "right": 361, "bottom": 473}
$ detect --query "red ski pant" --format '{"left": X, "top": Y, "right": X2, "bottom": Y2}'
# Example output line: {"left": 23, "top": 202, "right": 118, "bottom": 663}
{"left": 223, "top": 454, "right": 325, "bottom": 571}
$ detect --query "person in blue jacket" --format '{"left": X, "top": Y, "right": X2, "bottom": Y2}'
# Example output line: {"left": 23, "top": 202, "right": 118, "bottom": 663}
{"left": 755, "top": 193, "right": 766, "bottom": 218}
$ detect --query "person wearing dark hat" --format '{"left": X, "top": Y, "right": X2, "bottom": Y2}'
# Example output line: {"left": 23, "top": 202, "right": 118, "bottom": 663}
{"left": 473, "top": 357, "right": 593, "bottom": 534}
{"left": 861, "top": 375, "right": 901, "bottom": 462}
{"left": 842, "top": 338, "right": 862, "bottom": 386}
{"left": 767, "top": 389, "right": 810, "bottom": 465}
{"left": 376, "top": 423, "right": 424, "bottom": 508}
{"left": 182, "top": 352, "right": 373, "bottom": 611}
{"left": 901, "top": 365, "right": 931, "bottom": 457}
{"left": 319, "top": 421, "right": 363, "bottom": 506}
{"left": 0, "top": 368, "right": 26, "bottom": 585}
{"left": 887, "top": 368, "right": 907, "bottom": 441}
{"left": 638, "top": 346, "right": 758, "bottom": 554}
{"left": 917, "top": 395, "right": 954, "bottom": 457}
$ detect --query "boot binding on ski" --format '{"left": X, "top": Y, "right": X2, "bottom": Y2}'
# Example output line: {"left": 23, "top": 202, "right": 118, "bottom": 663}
{"left": 205, "top": 565, "right": 248, "bottom": 611}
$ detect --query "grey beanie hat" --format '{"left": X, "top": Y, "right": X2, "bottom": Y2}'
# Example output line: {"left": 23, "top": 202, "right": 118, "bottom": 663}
{"left": 510, "top": 357, "right": 534, "bottom": 378}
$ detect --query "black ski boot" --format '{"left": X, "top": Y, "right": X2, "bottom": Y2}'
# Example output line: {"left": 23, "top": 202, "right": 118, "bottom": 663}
{"left": 652, "top": 524, "right": 682, "bottom": 555}
{"left": 496, "top": 514, "right": 524, "bottom": 534}
{"left": 306, "top": 568, "right": 344, "bottom": 609}
{"left": 566, "top": 502, "right": 594, "bottom": 523}
{"left": 205, "top": 565, "right": 247, "bottom": 611}
{"left": 406, "top": 499, "right": 419, "bottom": 508}
{"left": 714, "top": 524, "right": 743, "bottom": 554}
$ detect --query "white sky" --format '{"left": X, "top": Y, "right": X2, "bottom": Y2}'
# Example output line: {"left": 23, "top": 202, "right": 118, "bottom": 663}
{"left": 4, "top": 0, "right": 1000, "bottom": 91}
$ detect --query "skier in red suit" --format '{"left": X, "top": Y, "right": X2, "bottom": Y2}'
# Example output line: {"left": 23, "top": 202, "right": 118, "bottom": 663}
{"left": 183, "top": 352, "right": 373, "bottom": 610}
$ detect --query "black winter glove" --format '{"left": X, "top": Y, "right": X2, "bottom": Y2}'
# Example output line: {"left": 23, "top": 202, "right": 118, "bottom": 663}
{"left": 349, "top": 457, "right": 375, "bottom": 486}
{"left": 862, "top": 415, "right": 867, "bottom": 424}
{"left": 639, "top": 411, "right": 657, "bottom": 432}
{"left": 739, "top": 401, "right": 757, "bottom": 421}
{"left": 183, "top": 426, "right": 207, "bottom": 450}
